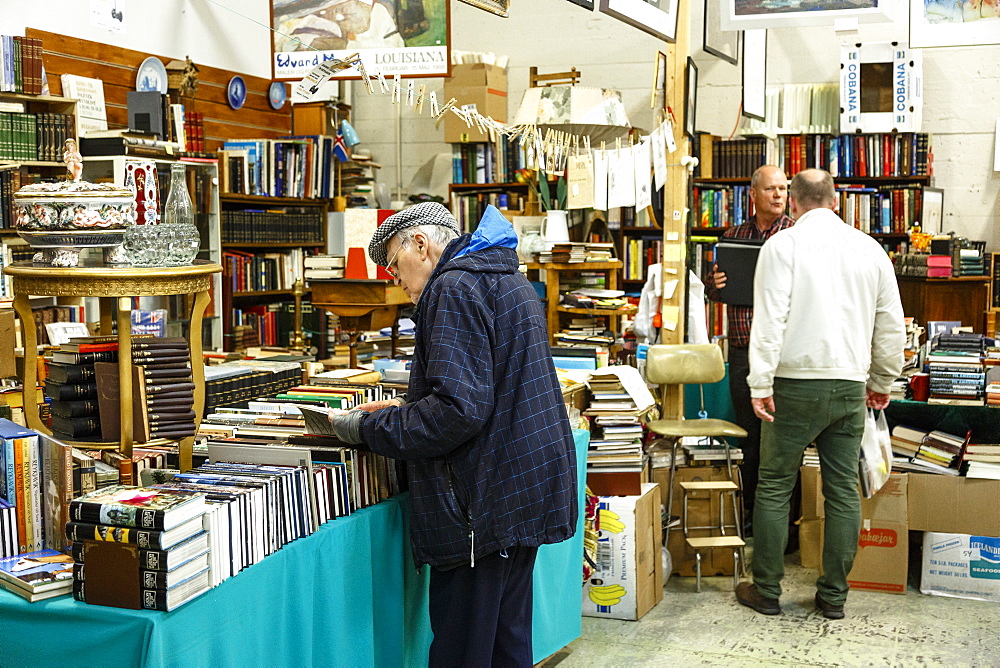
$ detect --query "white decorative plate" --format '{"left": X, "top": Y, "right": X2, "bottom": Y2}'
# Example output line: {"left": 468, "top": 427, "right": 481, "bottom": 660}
{"left": 136, "top": 57, "right": 168, "bottom": 93}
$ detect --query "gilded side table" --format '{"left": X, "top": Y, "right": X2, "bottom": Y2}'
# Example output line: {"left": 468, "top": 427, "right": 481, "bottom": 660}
{"left": 4, "top": 260, "right": 222, "bottom": 471}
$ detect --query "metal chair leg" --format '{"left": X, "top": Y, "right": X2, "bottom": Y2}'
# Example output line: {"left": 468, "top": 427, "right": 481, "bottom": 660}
{"left": 732, "top": 550, "right": 740, "bottom": 589}
{"left": 695, "top": 551, "right": 702, "bottom": 593}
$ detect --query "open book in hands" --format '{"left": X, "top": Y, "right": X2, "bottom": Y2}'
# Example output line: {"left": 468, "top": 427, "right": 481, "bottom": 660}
{"left": 298, "top": 405, "right": 350, "bottom": 436}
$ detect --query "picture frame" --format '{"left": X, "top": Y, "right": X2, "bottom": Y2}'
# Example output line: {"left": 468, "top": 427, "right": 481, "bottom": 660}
{"left": 565, "top": 0, "right": 595, "bottom": 8}
{"left": 703, "top": 0, "right": 739, "bottom": 65}
{"left": 909, "top": 0, "right": 1000, "bottom": 48}
{"left": 741, "top": 29, "right": 767, "bottom": 122}
{"left": 458, "top": 0, "right": 509, "bottom": 17}
{"left": 271, "top": 0, "right": 450, "bottom": 81}
{"left": 720, "top": 0, "right": 896, "bottom": 30}
{"left": 599, "top": 0, "right": 680, "bottom": 42}
{"left": 651, "top": 51, "right": 667, "bottom": 111}
{"left": 921, "top": 187, "right": 945, "bottom": 234}
{"left": 684, "top": 57, "right": 698, "bottom": 139}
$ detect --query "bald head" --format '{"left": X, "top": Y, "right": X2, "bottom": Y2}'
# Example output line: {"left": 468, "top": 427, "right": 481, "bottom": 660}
{"left": 789, "top": 169, "right": 836, "bottom": 219}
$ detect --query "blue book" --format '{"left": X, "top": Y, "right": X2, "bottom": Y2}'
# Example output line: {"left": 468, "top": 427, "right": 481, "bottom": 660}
{"left": 223, "top": 140, "right": 262, "bottom": 195}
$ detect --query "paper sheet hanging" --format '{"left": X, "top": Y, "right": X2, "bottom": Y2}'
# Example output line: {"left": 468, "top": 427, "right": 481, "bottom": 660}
{"left": 588, "top": 365, "right": 656, "bottom": 410}
{"left": 592, "top": 150, "right": 609, "bottom": 211}
{"left": 567, "top": 153, "right": 595, "bottom": 210}
{"left": 633, "top": 139, "right": 652, "bottom": 211}
{"left": 651, "top": 125, "right": 668, "bottom": 190}
{"left": 606, "top": 146, "right": 636, "bottom": 209}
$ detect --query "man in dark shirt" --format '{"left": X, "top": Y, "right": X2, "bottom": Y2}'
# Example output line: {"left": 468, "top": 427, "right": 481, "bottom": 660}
{"left": 704, "top": 165, "right": 793, "bottom": 534}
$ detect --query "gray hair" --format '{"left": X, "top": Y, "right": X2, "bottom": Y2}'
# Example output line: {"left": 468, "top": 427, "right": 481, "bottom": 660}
{"left": 395, "top": 224, "right": 459, "bottom": 249}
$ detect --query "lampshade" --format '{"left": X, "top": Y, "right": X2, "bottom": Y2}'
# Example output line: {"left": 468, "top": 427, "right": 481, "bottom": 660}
{"left": 512, "top": 85, "right": 632, "bottom": 145}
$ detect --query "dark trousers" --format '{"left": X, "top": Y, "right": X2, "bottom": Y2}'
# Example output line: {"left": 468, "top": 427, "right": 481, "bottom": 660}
{"left": 428, "top": 545, "right": 538, "bottom": 668}
{"left": 728, "top": 346, "right": 800, "bottom": 537}
{"left": 728, "top": 346, "right": 761, "bottom": 518}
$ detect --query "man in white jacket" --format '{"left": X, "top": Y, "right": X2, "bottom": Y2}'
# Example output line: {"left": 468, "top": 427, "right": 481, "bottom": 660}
{"left": 735, "top": 169, "right": 905, "bottom": 620}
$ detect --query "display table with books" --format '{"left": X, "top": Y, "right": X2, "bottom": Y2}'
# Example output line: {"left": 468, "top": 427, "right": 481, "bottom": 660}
{"left": 885, "top": 399, "right": 1000, "bottom": 442}
{"left": 0, "top": 430, "right": 588, "bottom": 667}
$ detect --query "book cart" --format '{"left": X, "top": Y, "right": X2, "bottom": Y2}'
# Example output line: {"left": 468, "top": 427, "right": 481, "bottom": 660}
{"left": 4, "top": 260, "right": 222, "bottom": 471}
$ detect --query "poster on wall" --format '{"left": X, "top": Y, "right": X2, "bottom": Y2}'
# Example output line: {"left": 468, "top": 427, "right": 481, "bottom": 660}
{"left": 271, "top": 0, "right": 450, "bottom": 81}
{"left": 720, "top": 0, "right": 895, "bottom": 30}
{"left": 909, "top": 0, "right": 1000, "bottom": 48}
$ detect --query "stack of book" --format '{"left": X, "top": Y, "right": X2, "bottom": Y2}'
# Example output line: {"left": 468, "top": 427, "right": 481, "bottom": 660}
{"left": 583, "top": 376, "right": 651, "bottom": 488}
{"left": 68, "top": 485, "right": 212, "bottom": 611}
{"left": 889, "top": 425, "right": 966, "bottom": 475}
{"left": 681, "top": 436, "right": 744, "bottom": 466}
{"left": 94, "top": 337, "right": 197, "bottom": 445}
{"left": 45, "top": 339, "right": 116, "bottom": 441}
{"left": 0, "top": 549, "right": 74, "bottom": 602}
{"left": 985, "top": 354, "right": 1000, "bottom": 407}
{"left": 961, "top": 443, "right": 1000, "bottom": 480}
{"left": 0, "top": 498, "right": 16, "bottom": 558}
{"left": 0, "top": 419, "right": 45, "bottom": 554}
{"left": 303, "top": 254, "right": 345, "bottom": 281}
{"left": 926, "top": 333, "right": 985, "bottom": 406}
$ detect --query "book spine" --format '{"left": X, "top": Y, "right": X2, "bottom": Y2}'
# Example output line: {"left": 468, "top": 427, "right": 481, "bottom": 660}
{"left": 13, "top": 437, "right": 26, "bottom": 552}
{"left": 68, "top": 501, "right": 165, "bottom": 530}
{"left": 65, "top": 522, "right": 166, "bottom": 550}
{"left": 27, "top": 435, "right": 41, "bottom": 551}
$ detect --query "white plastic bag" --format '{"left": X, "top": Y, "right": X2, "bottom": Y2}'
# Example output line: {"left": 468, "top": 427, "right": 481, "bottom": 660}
{"left": 859, "top": 408, "right": 892, "bottom": 498}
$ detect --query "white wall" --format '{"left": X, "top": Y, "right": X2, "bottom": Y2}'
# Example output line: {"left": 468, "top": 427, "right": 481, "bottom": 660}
{"left": 0, "top": 0, "right": 273, "bottom": 77}
{"left": 6, "top": 0, "right": 997, "bottom": 248}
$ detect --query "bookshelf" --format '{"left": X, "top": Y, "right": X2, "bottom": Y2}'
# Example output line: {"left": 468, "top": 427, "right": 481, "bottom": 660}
{"left": 219, "top": 194, "right": 327, "bottom": 353}
{"left": 448, "top": 182, "right": 530, "bottom": 232}
{"left": 525, "top": 260, "right": 633, "bottom": 347}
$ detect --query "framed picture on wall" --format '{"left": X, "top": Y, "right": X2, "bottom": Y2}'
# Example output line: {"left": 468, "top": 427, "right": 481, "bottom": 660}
{"left": 741, "top": 29, "right": 767, "bottom": 121}
{"left": 651, "top": 51, "right": 667, "bottom": 111}
{"left": 720, "top": 0, "right": 895, "bottom": 30}
{"left": 599, "top": 0, "right": 681, "bottom": 42}
{"left": 921, "top": 187, "right": 945, "bottom": 233}
{"left": 909, "top": 0, "right": 1000, "bottom": 48}
{"left": 271, "top": 0, "right": 451, "bottom": 81}
{"left": 703, "top": 0, "right": 739, "bottom": 65}
{"left": 684, "top": 57, "right": 698, "bottom": 139}
{"left": 458, "top": 0, "right": 509, "bottom": 17}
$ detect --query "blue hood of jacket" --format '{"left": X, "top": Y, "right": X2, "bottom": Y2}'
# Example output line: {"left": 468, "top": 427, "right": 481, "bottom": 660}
{"left": 453, "top": 205, "right": 518, "bottom": 258}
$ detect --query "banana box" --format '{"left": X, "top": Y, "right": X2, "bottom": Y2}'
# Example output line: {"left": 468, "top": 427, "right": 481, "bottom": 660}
{"left": 583, "top": 482, "right": 663, "bottom": 621}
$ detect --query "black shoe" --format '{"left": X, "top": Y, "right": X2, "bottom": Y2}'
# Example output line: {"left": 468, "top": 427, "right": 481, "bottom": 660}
{"left": 814, "top": 593, "right": 845, "bottom": 619}
{"left": 736, "top": 581, "right": 781, "bottom": 615}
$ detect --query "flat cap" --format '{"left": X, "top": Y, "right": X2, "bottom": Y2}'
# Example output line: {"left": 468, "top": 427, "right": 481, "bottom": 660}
{"left": 368, "top": 202, "right": 461, "bottom": 267}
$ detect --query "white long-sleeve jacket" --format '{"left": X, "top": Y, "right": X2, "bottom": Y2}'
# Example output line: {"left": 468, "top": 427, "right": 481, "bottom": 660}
{"left": 748, "top": 207, "right": 906, "bottom": 398}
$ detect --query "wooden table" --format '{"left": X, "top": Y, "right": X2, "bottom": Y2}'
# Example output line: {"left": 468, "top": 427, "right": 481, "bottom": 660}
{"left": 309, "top": 279, "right": 410, "bottom": 367}
{"left": 896, "top": 275, "right": 990, "bottom": 334}
{"left": 4, "top": 260, "right": 222, "bottom": 471}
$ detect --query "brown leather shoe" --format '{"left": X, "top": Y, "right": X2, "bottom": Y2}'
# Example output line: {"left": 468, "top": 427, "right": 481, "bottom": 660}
{"left": 815, "top": 593, "right": 845, "bottom": 619}
{"left": 735, "top": 581, "right": 781, "bottom": 615}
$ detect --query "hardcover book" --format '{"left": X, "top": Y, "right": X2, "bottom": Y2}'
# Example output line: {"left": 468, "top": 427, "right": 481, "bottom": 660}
{"left": 0, "top": 549, "right": 73, "bottom": 597}
{"left": 68, "top": 485, "right": 206, "bottom": 531}
{"left": 65, "top": 513, "right": 204, "bottom": 550}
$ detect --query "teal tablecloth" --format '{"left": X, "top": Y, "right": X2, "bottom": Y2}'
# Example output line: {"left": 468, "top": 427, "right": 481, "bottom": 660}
{"left": 0, "top": 429, "right": 589, "bottom": 667}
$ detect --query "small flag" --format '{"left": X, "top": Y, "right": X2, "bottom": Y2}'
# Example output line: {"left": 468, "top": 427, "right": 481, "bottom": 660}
{"left": 333, "top": 132, "right": 350, "bottom": 162}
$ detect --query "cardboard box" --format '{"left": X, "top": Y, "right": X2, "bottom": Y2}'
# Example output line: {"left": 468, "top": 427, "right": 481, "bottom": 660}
{"left": 656, "top": 465, "right": 740, "bottom": 577}
{"left": 443, "top": 63, "right": 508, "bottom": 143}
{"left": 921, "top": 532, "right": 1000, "bottom": 603}
{"left": 583, "top": 482, "right": 663, "bottom": 620}
{"left": 799, "top": 471, "right": 909, "bottom": 594}
{"left": 0, "top": 310, "right": 14, "bottom": 378}
{"left": 800, "top": 465, "right": 824, "bottom": 520}
{"left": 908, "top": 473, "right": 1000, "bottom": 536}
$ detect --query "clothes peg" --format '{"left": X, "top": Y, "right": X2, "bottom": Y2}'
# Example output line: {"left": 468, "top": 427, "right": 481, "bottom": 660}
{"left": 415, "top": 84, "right": 427, "bottom": 113}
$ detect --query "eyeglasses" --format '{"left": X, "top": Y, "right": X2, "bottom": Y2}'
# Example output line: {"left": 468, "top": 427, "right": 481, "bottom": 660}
{"left": 384, "top": 241, "right": 405, "bottom": 279}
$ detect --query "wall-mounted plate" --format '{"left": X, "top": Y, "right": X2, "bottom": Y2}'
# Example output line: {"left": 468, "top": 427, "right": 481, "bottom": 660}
{"left": 136, "top": 57, "right": 167, "bottom": 93}
{"left": 268, "top": 81, "right": 287, "bottom": 110}
{"left": 227, "top": 76, "right": 246, "bottom": 110}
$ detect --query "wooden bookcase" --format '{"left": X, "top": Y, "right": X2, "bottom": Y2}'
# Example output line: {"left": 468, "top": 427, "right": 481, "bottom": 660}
{"left": 219, "top": 194, "right": 327, "bottom": 352}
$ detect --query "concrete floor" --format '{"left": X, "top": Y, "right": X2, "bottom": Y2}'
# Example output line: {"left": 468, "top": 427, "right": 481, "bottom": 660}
{"left": 556, "top": 548, "right": 997, "bottom": 666}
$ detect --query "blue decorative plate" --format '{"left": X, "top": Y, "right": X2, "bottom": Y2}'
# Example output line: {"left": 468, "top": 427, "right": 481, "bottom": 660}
{"left": 268, "top": 81, "right": 287, "bottom": 110}
{"left": 136, "top": 57, "right": 167, "bottom": 93}
{"left": 228, "top": 76, "right": 246, "bottom": 110}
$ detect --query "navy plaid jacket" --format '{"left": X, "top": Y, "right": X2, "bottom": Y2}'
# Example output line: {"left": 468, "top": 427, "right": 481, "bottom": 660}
{"left": 359, "top": 214, "right": 578, "bottom": 567}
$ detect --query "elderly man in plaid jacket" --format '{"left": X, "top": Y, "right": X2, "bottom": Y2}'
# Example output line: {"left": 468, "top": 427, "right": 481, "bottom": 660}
{"left": 326, "top": 202, "right": 578, "bottom": 667}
